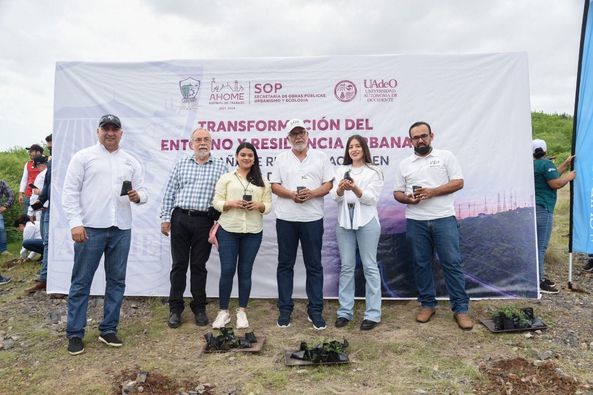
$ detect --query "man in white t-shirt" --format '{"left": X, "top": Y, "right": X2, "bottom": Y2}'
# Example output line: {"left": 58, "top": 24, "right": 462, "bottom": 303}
{"left": 270, "top": 119, "right": 334, "bottom": 330}
{"left": 393, "top": 121, "right": 473, "bottom": 330}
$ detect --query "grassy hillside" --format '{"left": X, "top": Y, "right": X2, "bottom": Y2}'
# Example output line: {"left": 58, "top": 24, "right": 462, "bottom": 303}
{"left": 531, "top": 111, "right": 573, "bottom": 161}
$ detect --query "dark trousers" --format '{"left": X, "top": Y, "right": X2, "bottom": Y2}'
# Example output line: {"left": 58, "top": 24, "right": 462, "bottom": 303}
{"left": 276, "top": 218, "right": 324, "bottom": 316}
{"left": 169, "top": 209, "right": 213, "bottom": 314}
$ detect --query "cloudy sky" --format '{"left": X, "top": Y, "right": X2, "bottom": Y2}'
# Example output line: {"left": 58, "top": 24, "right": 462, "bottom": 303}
{"left": 0, "top": 0, "right": 585, "bottom": 150}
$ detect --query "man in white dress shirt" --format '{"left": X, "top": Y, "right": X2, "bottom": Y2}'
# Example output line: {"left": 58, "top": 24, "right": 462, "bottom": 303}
{"left": 62, "top": 114, "right": 147, "bottom": 355}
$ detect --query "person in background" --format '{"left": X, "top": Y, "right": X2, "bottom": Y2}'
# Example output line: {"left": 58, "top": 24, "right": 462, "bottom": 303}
{"left": 18, "top": 144, "right": 44, "bottom": 215}
{"left": 211, "top": 142, "right": 272, "bottom": 329}
{"left": 160, "top": 128, "right": 228, "bottom": 329}
{"left": 26, "top": 156, "right": 48, "bottom": 221}
{"left": 24, "top": 155, "right": 49, "bottom": 293}
{"left": 393, "top": 121, "right": 473, "bottom": 331}
{"left": 0, "top": 179, "right": 15, "bottom": 255}
{"left": 330, "top": 135, "right": 384, "bottom": 331}
{"left": 62, "top": 114, "right": 147, "bottom": 355}
{"left": 532, "top": 139, "right": 576, "bottom": 293}
{"left": 270, "top": 118, "right": 334, "bottom": 330}
{"left": 29, "top": 133, "right": 53, "bottom": 294}
{"left": 45, "top": 134, "right": 52, "bottom": 158}
{"left": 14, "top": 215, "right": 42, "bottom": 261}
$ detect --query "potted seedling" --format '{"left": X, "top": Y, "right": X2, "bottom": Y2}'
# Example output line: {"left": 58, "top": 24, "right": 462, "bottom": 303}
{"left": 491, "top": 305, "right": 532, "bottom": 330}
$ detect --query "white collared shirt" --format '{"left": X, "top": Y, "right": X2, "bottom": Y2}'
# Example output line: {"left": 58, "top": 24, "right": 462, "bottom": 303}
{"left": 62, "top": 143, "right": 147, "bottom": 230}
{"left": 270, "top": 149, "right": 334, "bottom": 222}
{"left": 330, "top": 164, "right": 384, "bottom": 229}
{"left": 393, "top": 149, "right": 463, "bottom": 221}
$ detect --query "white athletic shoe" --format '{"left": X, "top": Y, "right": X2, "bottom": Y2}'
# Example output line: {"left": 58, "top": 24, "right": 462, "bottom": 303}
{"left": 236, "top": 309, "right": 249, "bottom": 329}
{"left": 212, "top": 310, "right": 231, "bottom": 329}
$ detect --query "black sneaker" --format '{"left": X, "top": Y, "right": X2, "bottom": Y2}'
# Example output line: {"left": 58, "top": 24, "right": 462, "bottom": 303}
{"left": 277, "top": 312, "right": 291, "bottom": 328}
{"left": 67, "top": 337, "right": 84, "bottom": 355}
{"left": 307, "top": 315, "right": 327, "bottom": 330}
{"left": 98, "top": 333, "right": 123, "bottom": 347}
{"left": 584, "top": 259, "right": 593, "bottom": 272}
{"left": 540, "top": 281, "right": 559, "bottom": 294}
{"left": 543, "top": 278, "right": 556, "bottom": 287}
{"left": 0, "top": 275, "right": 11, "bottom": 285}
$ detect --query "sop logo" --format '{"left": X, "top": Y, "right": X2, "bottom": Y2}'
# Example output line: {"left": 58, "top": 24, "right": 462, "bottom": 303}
{"left": 364, "top": 79, "right": 398, "bottom": 89}
{"left": 254, "top": 82, "right": 283, "bottom": 93}
{"left": 334, "top": 80, "right": 357, "bottom": 102}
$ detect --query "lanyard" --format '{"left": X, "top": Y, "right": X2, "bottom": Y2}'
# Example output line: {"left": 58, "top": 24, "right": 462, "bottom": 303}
{"left": 234, "top": 173, "right": 251, "bottom": 195}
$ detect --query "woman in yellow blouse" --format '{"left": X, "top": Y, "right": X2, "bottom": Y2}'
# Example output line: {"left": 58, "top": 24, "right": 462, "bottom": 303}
{"left": 211, "top": 142, "right": 272, "bottom": 329}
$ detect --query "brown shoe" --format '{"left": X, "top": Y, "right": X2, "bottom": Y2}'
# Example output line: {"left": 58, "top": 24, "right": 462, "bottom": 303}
{"left": 454, "top": 313, "right": 474, "bottom": 330}
{"left": 26, "top": 281, "right": 46, "bottom": 294}
{"left": 416, "top": 307, "right": 436, "bottom": 323}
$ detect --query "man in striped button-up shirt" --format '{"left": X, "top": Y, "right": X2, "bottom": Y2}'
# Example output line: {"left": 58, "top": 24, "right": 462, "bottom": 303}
{"left": 0, "top": 179, "right": 15, "bottom": 255}
{"left": 160, "top": 128, "right": 228, "bottom": 328}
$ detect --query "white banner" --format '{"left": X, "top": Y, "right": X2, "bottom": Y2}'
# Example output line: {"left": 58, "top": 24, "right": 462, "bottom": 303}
{"left": 50, "top": 54, "right": 538, "bottom": 298}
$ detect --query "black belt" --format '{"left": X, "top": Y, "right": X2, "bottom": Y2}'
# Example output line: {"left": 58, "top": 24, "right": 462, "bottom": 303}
{"left": 174, "top": 208, "right": 208, "bottom": 217}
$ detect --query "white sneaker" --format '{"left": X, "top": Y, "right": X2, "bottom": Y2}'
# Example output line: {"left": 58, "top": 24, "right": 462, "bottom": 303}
{"left": 236, "top": 309, "right": 249, "bottom": 329}
{"left": 212, "top": 310, "right": 231, "bottom": 329}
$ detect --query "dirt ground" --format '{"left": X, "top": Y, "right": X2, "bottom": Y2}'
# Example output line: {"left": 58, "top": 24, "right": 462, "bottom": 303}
{"left": 1, "top": 251, "right": 593, "bottom": 394}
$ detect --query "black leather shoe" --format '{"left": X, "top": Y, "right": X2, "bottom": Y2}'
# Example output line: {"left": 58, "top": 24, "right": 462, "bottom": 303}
{"left": 168, "top": 312, "right": 181, "bottom": 328}
{"left": 360, "top": 319, "right": 379, "bottom": 331}
{"left": 195, "top": 310, "right": 209, "bottom": 326}
{"left": 335, "top": 317, "right": 350, "bottom": 328}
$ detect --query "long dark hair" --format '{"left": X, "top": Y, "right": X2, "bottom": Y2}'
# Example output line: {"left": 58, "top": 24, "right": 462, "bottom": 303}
{"left": 236, "top": 142, "right": 264, "bottom": 187}
{"left": 343, "top": 135, "right": 372, "bottom": 165}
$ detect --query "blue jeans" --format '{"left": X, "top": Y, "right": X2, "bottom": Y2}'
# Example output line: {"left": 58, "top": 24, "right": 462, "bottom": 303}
{"left": 67, "top": 227, "right": 131, "bottom": 339}
{"left": 406, "top": 216, "right": 469, "bottom": 314}
{"left": 276, "top": 218, "right": 324, "bottom": 317}
{"left": 22, "top": 238, "right": 43, "bottom": 254}
{"left": 0, "top": 213, "right": 6, "bottom": 252}
{"left": 336, "top": 218, "right": 382, "bottom": 322}
{"left": 39, "top": 209, "right": 50, "bottom": 282}
{"left": 535, "top": 205, "right": 553, "bottom": 282}
{"left": 23, "top": 195, "right": 30, "bottom": 215}
{"left": 217, "top": 227, "right": 262, "bottom": 309}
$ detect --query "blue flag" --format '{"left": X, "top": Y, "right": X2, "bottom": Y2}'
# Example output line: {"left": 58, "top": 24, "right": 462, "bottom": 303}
{"left": 572, "top": 0, "right": 593, "bottom": 253}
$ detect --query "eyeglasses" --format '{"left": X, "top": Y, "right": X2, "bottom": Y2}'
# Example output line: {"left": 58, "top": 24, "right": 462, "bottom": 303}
{"left": 193, "top": 137, "right": 211, "bottom": 143}
{"left": 411, "top": 133, "right": 431, "bottom": 142}
{"left": 289, "top": 131, "right": 307, "bottom": 138}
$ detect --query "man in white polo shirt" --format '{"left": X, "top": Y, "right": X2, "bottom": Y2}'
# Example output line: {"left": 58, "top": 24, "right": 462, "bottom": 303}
{"left": 393, "top": 121, "right": 473, "bottom": 330}
{"left": 270, "top": 119, "right": 334, "bottom": 330}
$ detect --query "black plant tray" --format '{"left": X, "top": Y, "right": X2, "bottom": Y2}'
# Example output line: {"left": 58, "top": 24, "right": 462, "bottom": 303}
{"left": 479, "top": 318, "right": 547, "bottom": 333}
{"left": 284, "top": 350, "right": 350, "bottom": 366}
{"left": 202, "top": 336, "right": 265, "bottom": 353}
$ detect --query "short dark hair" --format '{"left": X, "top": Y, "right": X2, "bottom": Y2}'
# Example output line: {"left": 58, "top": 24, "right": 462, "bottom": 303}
{"left": 343, "top": 135, "right": 373, "bottom": 166}
{"left": 45, "top": 134, "right": 52, "bottom": 143}
{"left": 409, "top": 121, "right": 432, "bottom": 137}
{"left": 13, "top": 215, "right": 29, "bottom": 227}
